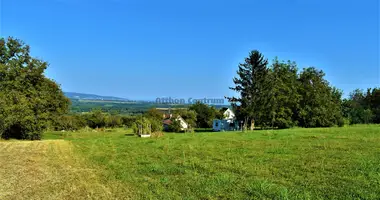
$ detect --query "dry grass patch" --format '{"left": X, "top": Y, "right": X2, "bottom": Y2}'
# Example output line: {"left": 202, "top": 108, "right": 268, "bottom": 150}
{"left": 0, "top": 140, "right": 132, "bottom": 200}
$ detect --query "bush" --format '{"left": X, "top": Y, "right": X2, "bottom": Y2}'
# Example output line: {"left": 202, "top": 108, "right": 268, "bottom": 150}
{"left": 167, "top": 120, "right": 182, "bottom": 132}
{"left": 105, "top": 115, "right": 122, "bottom": 128}
{"left": 132, "top": 117, "right": 151, "bottom": 135}
{"left": 132, "top": 117, "right": 163, "bottom": 135}
{"left": 150, "top": 118, "right": 163, "bottom": 132}
{"left": 84, "top": 109, "right": 107, "bottom": 129}
{"left": 121, "top": 116, "right": 137, "bottom": 128}
{"left": 337, "top": 118, "right": 345, "bottom": 127}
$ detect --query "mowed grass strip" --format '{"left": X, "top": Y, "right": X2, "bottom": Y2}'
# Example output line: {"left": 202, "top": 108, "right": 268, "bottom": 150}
{"left": 0, "top": 140, "right": 132, "bottom": 200}
{"left": 64, "top": 126, "right": 380, "bottom": 199}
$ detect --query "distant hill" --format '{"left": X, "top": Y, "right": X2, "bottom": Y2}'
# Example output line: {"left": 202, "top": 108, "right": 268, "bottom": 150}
{"left": 65, "top": 92, "right": 229, "bottom": 114}
{"left": 64, "top": 92, "right": 130, "bottom": 101}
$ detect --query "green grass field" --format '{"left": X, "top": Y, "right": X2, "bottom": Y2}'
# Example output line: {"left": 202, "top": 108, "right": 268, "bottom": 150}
{"left": 1, "top": 125, "right": 380, "bottom": 199}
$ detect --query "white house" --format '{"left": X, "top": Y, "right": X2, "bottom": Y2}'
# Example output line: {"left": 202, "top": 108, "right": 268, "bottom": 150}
{"left": 163, "top": 115, "right": 189, "bottom": 131}
{"left": 213, "top": 108, "right": 239, "bottom": 131}
{"left": 221, "top": 108, "right": 235, "bottom": 123}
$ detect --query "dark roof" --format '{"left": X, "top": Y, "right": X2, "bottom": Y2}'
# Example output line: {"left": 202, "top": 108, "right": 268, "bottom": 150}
{"left": 220, "top": 107, "right": 229, "bottom": 112}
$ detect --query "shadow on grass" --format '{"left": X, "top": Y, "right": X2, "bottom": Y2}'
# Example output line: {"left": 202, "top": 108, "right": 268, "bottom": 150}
{"left": 124, "top": 133, "right": 135, "bottom": 137}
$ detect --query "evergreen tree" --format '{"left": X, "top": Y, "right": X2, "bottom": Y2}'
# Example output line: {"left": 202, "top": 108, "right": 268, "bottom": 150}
{"left": 227, "top": 50, "right": 269, "bottom": 129}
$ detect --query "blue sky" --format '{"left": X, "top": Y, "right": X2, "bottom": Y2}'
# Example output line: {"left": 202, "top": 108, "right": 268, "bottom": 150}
{"left": 1, "top": 0, "right": 379, "bottom": 100}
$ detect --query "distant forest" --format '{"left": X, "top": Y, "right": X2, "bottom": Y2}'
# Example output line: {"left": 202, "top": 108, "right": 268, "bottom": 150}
{"left": 69, "top": 99, "right": 228, "bottom": 115}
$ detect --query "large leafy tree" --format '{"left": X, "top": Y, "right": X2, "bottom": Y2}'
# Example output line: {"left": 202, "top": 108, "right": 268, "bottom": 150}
{"left": 227, "top": 50, "right": 269, "bottom": 129}
{"left": 343, "top": 88, "right": 379, "bottom": 124}
{"left": 0, "top": 37, "right": 69, "bottom": 139}
{"left": 188, "top": 102, "right": 220, "bottom": 128}
{"left": 266, "top": 58, "right": 300, "bottom": 128}
{"left": 145, "top": 108, "right": 163, "bottom": 121}
{"left": 296, "top": 67, "right": 343, "bottom": 127}
{"left": 366, "top": 88, "right": 380, "bottom": 123}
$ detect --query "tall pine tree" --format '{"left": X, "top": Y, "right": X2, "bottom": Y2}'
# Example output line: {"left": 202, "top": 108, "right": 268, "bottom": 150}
{"left": 227, "top": 50, "right": 269, "bottom": 130}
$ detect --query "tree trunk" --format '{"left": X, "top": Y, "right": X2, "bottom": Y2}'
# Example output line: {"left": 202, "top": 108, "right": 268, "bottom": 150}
{"left": 243, "top": 117, "right": 248, "bottom": 132}
{"left": 250, "top": 119, "right": 255, "bottom": 130}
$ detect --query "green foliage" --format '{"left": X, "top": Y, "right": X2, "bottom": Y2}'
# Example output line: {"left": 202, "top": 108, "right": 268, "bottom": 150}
{"left": 227, "top": 50, "right": 269, "bottom": 128}
{"left": 167, "top": 119, "right": 182, "bottom": 132}
{"left": 228, "top": 51, "right": 345, "bottom": 128}
{"left": 173, "top": 109, "right": 197, "bottom": 129}
{"left": 121, "top": 115, "right": 138, "bottom": 128}
{"left": 150, "top": 118, "right": 163, "bottom": 133}
{"left": 52, "top": 114, "right": 87, "bottom": 131}
{"left": 189, "top": 102, "right": 220, "bottom": 128}
{"left": 343, "top": 88, "right": 380, "bottom": 124}
{"left": 296, "top": 67, "right": 344, "bottom": 127}
{"left": 144, "top": 108, "right": 163, "bottom": 121}
{"left": 105, "top": 114, "right": 123, "bottom": 128}
{"left": 0, "top": 37, "right": 69, "bottom": 140}
{"left": 132, "top": 116, "right": 162, "bottom": 135}
{"left": 83, "top": 109, "right": 107, "bottom": 129}
{"left": 266, "top": 58, "right": 300, "bottom": 129}
{"left": 48, "top": 108, "right": 139, "bottom": 131}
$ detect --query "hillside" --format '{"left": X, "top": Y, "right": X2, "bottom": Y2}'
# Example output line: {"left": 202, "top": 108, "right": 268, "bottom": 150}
{"left": 2, "top": 125, "right": 379, "bottom": 199}
{"left": 64, "top": 92, "right": 130, "bottom": 101}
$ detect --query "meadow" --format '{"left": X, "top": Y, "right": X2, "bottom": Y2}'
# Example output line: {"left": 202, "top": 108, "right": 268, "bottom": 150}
{"left": 1, "top": 125, "right": 380, "bottom": 199}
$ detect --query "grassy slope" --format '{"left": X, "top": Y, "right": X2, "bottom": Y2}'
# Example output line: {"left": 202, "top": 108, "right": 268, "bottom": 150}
{"left": 1, "top": 125, "right": 379, "bottom": 199}
{"left": 0, "top": 140, "right": 131, "bottom": 200}
{"left": 51, "top": 125, "right": 380, "bottom": 199}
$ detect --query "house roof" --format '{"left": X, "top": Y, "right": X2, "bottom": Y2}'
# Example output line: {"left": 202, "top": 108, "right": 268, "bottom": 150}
{"left": 163, "top": 115, "right": 188, "bottom": 126}
{"left": 163, "top": 119, "right": 172, "bottom": 125}
{"left": 163, "top": 114, "right": 172, "bottom": 119}
{"left": 220, "top": 107, "right": 229, "bottom": 112}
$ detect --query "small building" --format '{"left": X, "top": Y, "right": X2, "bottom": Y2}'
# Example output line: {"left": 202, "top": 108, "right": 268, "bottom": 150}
{"left": 220, "top": 108, "right": 236, "bottom": 123}
{"left": 163, "top": 115, "right": 189, "bottom": 131}
{"left": 213, "top": 119, "right": 239, "bottom": 131}
{"left": 213, "top": 108, "right": 239, "bottom": 131}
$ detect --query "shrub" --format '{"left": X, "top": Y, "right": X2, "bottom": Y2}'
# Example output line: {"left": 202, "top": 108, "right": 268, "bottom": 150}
{"left": 132, "top": 117, "right": 152, "bottom": 135}
{"left": 167, "top": 120, "right": 182, "bottom": 132}
{"left": 52, "top": 114, "right": 87, "bottom": 131}
{"left": 84, "top": 109, "right": 107, "bottom": 129}
{"left": 132, "top": 117, "right": 163, "bottom": 135}
{"left": 121, "top": 116, "right": 137, "bottom": 128}
{"left": 150, "top": 118, "right": 163, "bottom": 132}
{"left": 337, "top": 117, "right": 345, "bottom": 127}
{"left": 105, "top": 115, "right": 122, "bottom": 128}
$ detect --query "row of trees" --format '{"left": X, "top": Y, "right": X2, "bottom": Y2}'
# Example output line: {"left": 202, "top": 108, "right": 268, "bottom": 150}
{"left": 51, "top": 109, "right": 138, "bottom": 131}
{"left": 343, "top": 88, "right": 380, "bottom": 124}
{"left": 228, "top": 50, "right": 345, "bottom": 129}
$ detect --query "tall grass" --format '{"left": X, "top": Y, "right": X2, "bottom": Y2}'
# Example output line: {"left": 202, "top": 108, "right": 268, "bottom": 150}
{"left": 40, "top": 125, "right": 380, "bottom": 199}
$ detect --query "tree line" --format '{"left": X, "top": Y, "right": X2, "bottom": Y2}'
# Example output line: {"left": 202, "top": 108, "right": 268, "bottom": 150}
{"left": 227, "top": 50, "right": 379, "bottom": 129}
{"left": 343, "top": 88, "right": 380, "bottom": 124}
